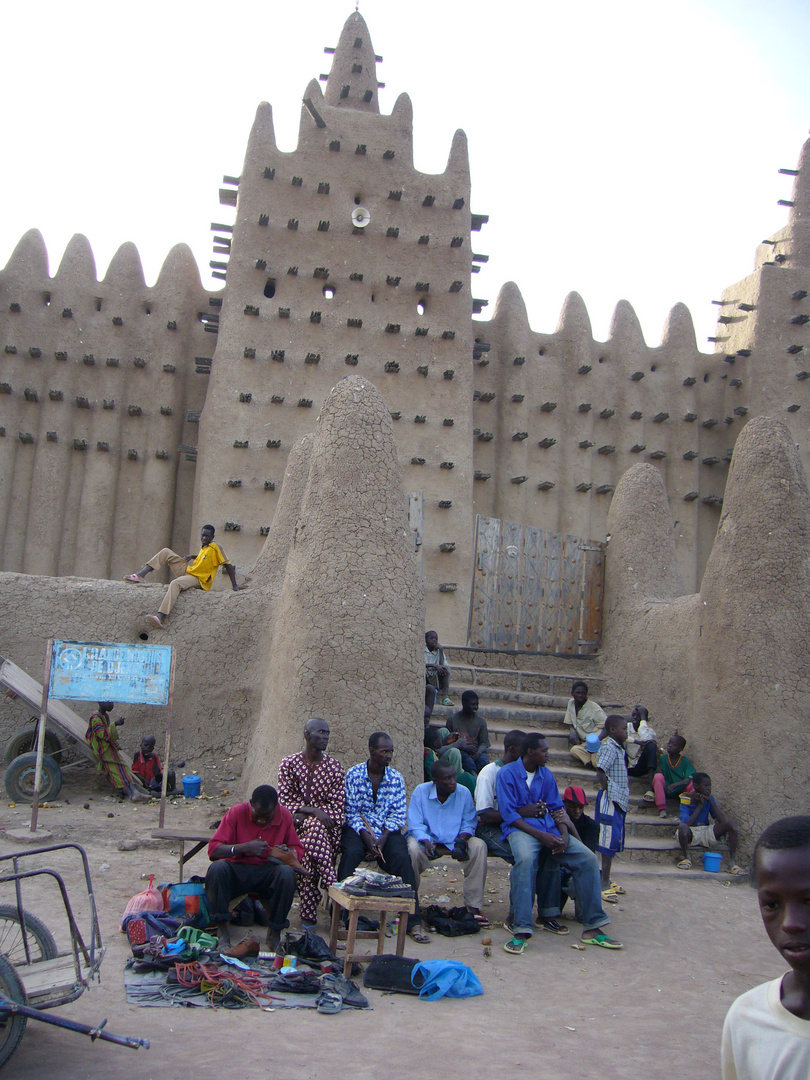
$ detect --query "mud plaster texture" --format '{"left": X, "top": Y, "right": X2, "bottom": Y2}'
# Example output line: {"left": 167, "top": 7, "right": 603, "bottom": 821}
{"left": 602, "top": 415, "right": 810, "bottom": 853}
{"left": 0, "top": 772, "right": 784, "bottom": 1080}
{"left": 0, "top": 376, "right": 424, "bottom": 794}
{"left": 3, "top": 7, "right": 809, "bottom": 643}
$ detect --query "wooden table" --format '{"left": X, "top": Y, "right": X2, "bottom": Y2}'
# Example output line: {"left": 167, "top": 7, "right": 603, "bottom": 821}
{"left": 151, "top": 829, "right": 213, "bottom": 882}
{"left": 328, "top": 884, "right": 415, "bottom": 978}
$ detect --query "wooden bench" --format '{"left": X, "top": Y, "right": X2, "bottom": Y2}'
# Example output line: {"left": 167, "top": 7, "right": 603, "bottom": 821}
{"left": 328, "top": 884, "right": 415, "bottom": 978}
{"left": 151, "top": 830, "right": 213, "bottom": 882}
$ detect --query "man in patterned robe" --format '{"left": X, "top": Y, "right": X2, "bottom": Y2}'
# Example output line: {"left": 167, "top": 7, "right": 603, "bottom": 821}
{"left": 277, "top": 718, "right": 345, "bottom": 928}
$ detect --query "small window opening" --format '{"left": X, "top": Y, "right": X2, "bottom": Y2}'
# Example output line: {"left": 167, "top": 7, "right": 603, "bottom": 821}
{"left": 354, "top": 196, "right": 362, "bottom": 205}
{"left": 143, "top": 303, "right": 152, "bottom": 315}
{"left": 323, "top": 285, "right": 336, "bottom": 299}
{"left": 417, "top": 300, "right": 426, "bottom": 316}
{"left": 371, "top": 293, "right": 375, "bottom": 303}
{"left": 94, "top": 297, "right": 102, "bottom": 312}
{"left": 703, "top": 373, "right": 710, "bottom": 383}
{"left": 264, "top": 279, "right": 276, "bottom": 299}
{"left": 43, "top": 292, "right": 51, "bottom": 306}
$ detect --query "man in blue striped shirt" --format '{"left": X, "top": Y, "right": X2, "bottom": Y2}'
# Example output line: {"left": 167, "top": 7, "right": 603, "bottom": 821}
{"left": 337, "top": 732, "right": 428, "bottom": 943}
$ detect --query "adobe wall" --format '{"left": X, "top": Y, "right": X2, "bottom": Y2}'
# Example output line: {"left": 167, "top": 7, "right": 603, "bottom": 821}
{"left": 0, "top": 375, "right": 424, "bottom": 794}
{"left": 601, "top": 416, "right": 810, "bottom": 851}
{"left": 244, "top": 374, "right": 424, "bottom": 792}
{"left": 194, "top": 13, "right": 475, "bottom": 642}
{"left": 0, "top": 230, "right": 216, "bottom": 580}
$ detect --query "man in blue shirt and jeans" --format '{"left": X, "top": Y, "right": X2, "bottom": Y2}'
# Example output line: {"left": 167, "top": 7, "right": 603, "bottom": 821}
{"left": 407, "top": 759, "right": 489, "bottom": 925}
{"left": 496, "top": 732, "right": 623, "bottom": 954}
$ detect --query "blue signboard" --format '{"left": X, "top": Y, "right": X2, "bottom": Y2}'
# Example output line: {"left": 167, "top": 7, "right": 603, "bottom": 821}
{"left": 49, "top": 640, "right": 173, "bottom": 706}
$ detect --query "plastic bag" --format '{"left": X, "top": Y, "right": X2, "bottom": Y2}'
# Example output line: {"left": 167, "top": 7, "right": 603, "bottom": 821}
{"left": 120, "top": 874, "right": 164, "bottom": 929}
{"left": 411, "top": 959, "right": 483, "bottom": 1000}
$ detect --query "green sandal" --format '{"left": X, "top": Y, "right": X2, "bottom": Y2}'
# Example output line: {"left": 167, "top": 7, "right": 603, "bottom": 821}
{"left": 583, "top": 933, "right": 623, "bottom": 950}
{"left": 503, "top": 936, "right": 528, "bottom": 955}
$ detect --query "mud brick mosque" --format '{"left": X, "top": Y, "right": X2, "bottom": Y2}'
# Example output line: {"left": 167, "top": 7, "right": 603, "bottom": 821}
{"left": 1, "top": 10, "right": 808, "bottom": 646}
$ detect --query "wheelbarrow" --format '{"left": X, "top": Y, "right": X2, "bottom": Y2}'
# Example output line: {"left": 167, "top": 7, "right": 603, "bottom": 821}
{"left": 0, "top": 843, "right": 149, "bottom": 1069}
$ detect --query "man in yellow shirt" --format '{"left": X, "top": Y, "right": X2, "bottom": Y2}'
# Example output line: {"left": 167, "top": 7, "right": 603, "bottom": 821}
{"left": 125, "top": 524, "right": 245, "bottom": 628}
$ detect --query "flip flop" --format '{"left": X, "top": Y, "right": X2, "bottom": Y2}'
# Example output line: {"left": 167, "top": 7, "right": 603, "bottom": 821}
{"left": 316, "top": 988, "right": 343, "bottom": 1014}
{"left": 729, "top": 865, "right": 747, "bottom": 876}
{"left": 472, "top": 913, "right": 491, "bottom": 928}
{"left": 583, "top": 933, "right": 623, "bottom": 950}
{"left": 145, "top": 615, "right": 165, "bottom": 629}
{"left": 541, "top": 919, "right": 570, "bottom": 935}
{"left": 124, "top": 574, "right": 147, "bottom": 584}
{"left": 677, "top": 859, "right": 692, "bottom": 870}
{"left": 642, "top": 791, "right": 655, "bottom": 802}
{"left": 601, "top": 889, "right": 620, "bottom": 904}
{"left": 408, "top": 926, "right": 431, "bottom": 944}
{"left": 608, "top": 881, "right": 626, "bottom": 895}
{"left": 503, "top": 936, "right": 528, "bottom": 955}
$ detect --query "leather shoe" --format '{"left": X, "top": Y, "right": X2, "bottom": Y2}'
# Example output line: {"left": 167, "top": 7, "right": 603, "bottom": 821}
{"left": 224, "top": 935, "right": 260, "bottom": 958}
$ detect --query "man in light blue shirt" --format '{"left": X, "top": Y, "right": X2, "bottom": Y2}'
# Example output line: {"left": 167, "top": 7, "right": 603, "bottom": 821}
{"left": 407, "top": 759, "right": 488, "bottom": 921}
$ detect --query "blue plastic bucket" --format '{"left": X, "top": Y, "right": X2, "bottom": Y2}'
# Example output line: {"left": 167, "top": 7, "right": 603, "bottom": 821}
{"left": 182, "top": 775, "right": 202, "bottom": 798}
{"left": 703, "top": 851, "right": 722, "bottom": 873}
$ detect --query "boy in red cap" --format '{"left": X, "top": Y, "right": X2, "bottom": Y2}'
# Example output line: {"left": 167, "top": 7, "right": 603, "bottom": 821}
{"left": 558, "top": 787, "right": 599, "bottom": 921}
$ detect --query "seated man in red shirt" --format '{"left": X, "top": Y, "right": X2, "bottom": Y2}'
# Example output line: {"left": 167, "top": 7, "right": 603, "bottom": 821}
{"left": 205, "top": 785, "right": 305, "bottom": 953}
{"left": 131, "top": 736, "right": 175, "bottom": 794}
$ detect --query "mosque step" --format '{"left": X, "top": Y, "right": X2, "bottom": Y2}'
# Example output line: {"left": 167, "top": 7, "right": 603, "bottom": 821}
{"left": 432, "top": 701, "right": 567, "bottom": 727}
{"left": 445, "top": 647, "right": 605, "bottom": 699}
{"left": 447, "top": 680, "right": 571, "bottom": 710}
{"left": 617, "top": 836, "right": 730, "bottom": 866}
{"left": 602, "top": 861, "right": 746, "bottom": 884}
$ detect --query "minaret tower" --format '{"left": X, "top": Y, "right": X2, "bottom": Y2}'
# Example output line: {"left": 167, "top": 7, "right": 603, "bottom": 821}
{"left": 194, "top": 11, "right": 479, "bottom": 636}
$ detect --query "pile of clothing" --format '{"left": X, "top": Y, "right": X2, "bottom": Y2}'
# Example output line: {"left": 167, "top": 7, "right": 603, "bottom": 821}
{"left": 336, "top": 868, "right": 415, "bottom": 899}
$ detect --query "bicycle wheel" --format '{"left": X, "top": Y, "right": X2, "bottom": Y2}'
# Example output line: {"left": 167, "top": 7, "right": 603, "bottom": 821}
{"left": 0, "top": 954, "right": 27, "bottom": 1070}
{"left": 0, "top": 906, "right": 57, "bottom": 966}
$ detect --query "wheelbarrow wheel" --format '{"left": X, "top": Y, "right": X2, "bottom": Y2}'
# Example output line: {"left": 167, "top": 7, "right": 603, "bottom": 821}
{"left": 3, "top": 753, "right": 62, "bottom": 803}
{"left": 4, "top": 727, "right": 62, "bottom": 765}
{"left": 0, "top": 906, "right": 57, "bottom": 965}
{"left": 0, "top": 953, "right": 27, "bottom": 1069}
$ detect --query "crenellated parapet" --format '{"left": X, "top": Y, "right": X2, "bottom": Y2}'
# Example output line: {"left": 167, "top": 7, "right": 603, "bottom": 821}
{"left": 0, "top": 231, "right": 218, "bottom": 579}
{"left": 473, "top": 282, "right": 739, "bottom": 588}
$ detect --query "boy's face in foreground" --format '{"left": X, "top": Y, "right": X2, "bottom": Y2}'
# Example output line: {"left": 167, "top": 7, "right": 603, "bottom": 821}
{"left": 756, "top": 845, "right": 810, "bottom": 976}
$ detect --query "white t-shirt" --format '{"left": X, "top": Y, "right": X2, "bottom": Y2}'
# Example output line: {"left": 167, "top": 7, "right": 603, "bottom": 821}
{"left": 722, "top": 976, "right": 810, "bottom": 1079}
{"left": 474, "top": 761, "right": 501, "bottom": 813}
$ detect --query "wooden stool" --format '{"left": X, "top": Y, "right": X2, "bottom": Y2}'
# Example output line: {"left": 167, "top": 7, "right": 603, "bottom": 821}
{"left": 328, "top": 884, "right": 415, "bottom": 978}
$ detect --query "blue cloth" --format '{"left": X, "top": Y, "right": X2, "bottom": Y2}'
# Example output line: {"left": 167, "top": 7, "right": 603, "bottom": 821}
{"left": 595, "top": 789, "right": 626, "bottom": 856}
{"left": 412, "top": 960, "right": 483, "bottom": 1000}
{"left": 344, "top": 762, "right": 407, "bottom": 836}
{"left": 679, "top": 794, "right": 719, "bottom": 825}
{"left": 407, "top": 781, "right": 477, "bottom": 846}
{"left": 495, "top": 759, "right": 563, "bottom": 840}
{"left": 508, "top": 830, "right": 609, "bottom": 935}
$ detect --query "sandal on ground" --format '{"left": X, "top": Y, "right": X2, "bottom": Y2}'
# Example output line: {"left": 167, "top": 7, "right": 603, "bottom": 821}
{"left": 659, "top": 809, "right": 668, "bottom": 819}
{"left": 642, "top": 791, "right": 655, "bottom": 802}
{"left": 503, "top": 920, "right": 514, "bottom": 934}
{"left": 124, "top": 573, "right": 147, "bottom": 584}
{"left": 145, "top": 615, "right": 165, "bottom": 629}
{"left": 583, "top": 933, "right": 623, "bottom": 950}
{"left": 541, "top": 919, "right": 569, "bottom": 935}
{"left": 472, "top": 913, "right": 491, "bottom": 928}
{"left": 440, "top": 698, "right": 454, "bottom": 707}
{"left": 503, "top": 936, "right": 528, "bottom": 955}
{"left": 601, "top": 889, "right": 619, "bottom": 904}
{"left": 608, "top": 881, "right": 626, "bottom": 895}
{"left": 729, "top": 865, "right": 747, "bottom": 876}
{"left": 677, "top": 859, "right": 692, "bottom": 870}
{"left": 316, "top": 988, "right": 344, "bottom": 1014}
{"left": 408, "top": 925, "right": 431, "bottom": 944}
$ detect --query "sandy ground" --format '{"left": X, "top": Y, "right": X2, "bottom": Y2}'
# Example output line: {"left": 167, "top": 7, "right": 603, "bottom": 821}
{"left": 0, "top": 762, "right": 782, "bottom": 1080}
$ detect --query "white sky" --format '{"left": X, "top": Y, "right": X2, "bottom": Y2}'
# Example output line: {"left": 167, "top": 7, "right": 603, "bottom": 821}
{"left": 3, "top": 0, "right": 809, "bottom": 347}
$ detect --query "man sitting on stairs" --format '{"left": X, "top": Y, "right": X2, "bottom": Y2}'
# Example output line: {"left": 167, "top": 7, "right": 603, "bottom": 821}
{"left": 565, "top": 681, "right": 607, "bottom": 768}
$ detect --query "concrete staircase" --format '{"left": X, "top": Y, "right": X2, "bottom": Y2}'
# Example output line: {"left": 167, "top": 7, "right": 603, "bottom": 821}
{"left": 431, "top": 647, "right": 731, "bottom": 880}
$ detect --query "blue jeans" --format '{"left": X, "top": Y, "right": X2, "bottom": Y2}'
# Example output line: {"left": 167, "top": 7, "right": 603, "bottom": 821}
{"left": 507, "top": 830, "right": 610, "bottom": 936}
